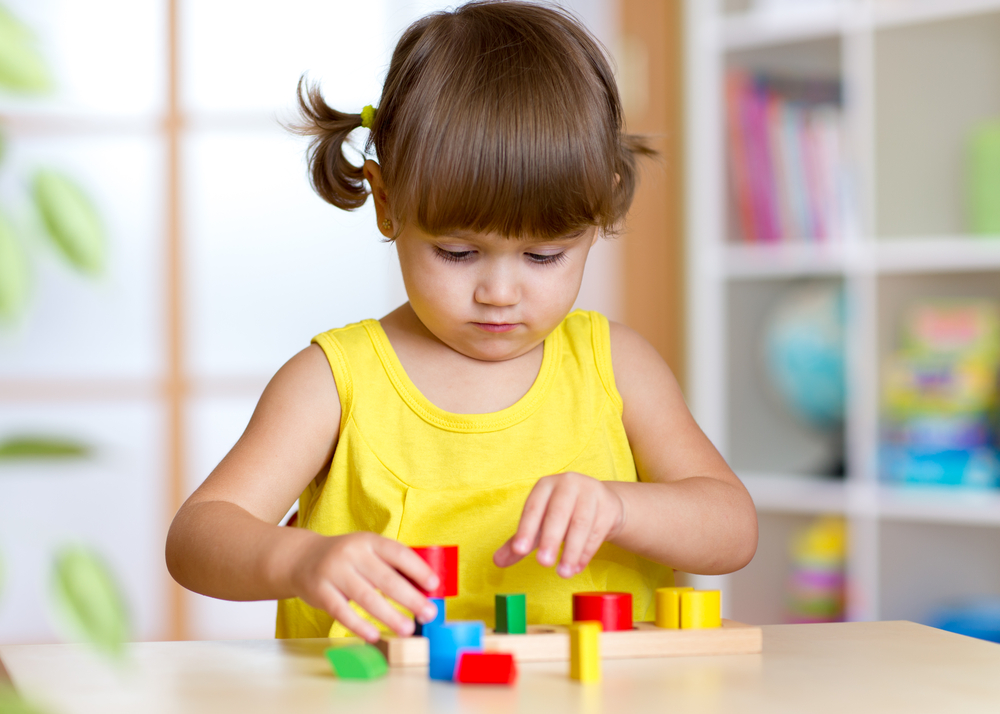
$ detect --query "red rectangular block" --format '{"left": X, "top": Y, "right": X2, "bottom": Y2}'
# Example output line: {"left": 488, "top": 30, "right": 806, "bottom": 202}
{"left": 455, "top": 652, "right": 517, "bottom": 685}
{"left": 412, "top": 545, "right": 458, "bottom": 598}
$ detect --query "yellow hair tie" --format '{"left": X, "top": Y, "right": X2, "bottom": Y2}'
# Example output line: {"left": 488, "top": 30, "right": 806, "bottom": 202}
{"left": 360, "top": 105, "right": 376, "bottom": 130}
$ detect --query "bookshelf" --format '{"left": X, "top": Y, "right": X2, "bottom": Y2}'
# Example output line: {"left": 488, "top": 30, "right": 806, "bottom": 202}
{"left": 685, "top": 0, "right": 1000, "bottom": 625}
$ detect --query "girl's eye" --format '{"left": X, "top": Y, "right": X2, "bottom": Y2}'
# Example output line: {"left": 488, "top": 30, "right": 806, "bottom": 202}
{"left": 527, "top": 252, "right": 566, "bottom": 265}
{"left": 436, "top": 248, "right": 473, "bottom": 262}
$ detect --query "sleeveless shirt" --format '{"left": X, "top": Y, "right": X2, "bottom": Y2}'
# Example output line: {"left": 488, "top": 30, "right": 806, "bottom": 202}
{"left": 275, "top": 310, "right": 673, "bottom": 638}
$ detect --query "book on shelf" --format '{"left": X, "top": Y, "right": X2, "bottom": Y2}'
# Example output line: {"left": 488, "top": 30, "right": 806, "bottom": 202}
{"left": 725, "top": 70, "right": 844, "bottom": 244}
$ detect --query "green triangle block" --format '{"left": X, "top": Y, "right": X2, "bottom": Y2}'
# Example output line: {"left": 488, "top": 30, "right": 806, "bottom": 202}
{"left": 495, "top": 593, "right": 527, "bottom": 634}
{"left": 324, "top": 643, "right": 388, "bottom": 680}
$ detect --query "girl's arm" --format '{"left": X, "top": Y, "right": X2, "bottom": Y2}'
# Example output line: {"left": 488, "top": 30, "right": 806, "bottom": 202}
{"left": 165, "top": 345, "right": 439, "bottom": 642}
{"left": 494, "top": 322, "right": 758, "bottom": 577}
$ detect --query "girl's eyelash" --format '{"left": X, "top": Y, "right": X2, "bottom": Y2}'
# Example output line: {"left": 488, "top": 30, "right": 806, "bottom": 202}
{"left": 527, "top": 252, "right": 567, "bottom": 266}
{"left": 435, "top": 248, "right": 473, "bottom": 262}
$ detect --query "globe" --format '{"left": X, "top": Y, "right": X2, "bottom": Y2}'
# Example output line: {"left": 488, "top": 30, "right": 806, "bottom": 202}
{"left": 761, "top": 283, "right": 846, "bottom": 430}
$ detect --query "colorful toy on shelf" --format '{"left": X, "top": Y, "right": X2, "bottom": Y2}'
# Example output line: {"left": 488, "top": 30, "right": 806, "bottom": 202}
{"left": 786, "top": 515, "right": 846, "bottom": 624}
{"left": 495, "top": 593, "right": 527, "bottom": 634}
{"left": 324, "top": 643, "right": 388, "bottom": 680}
{"left": 570, "top": 621, "right": 602, "bottom": 683}
{"left": 762, "top": 282, "right": 846, "bottom": 435}
{"left": 880, "top": 300, "right": 1000, "bottom": 488}
{"left": 456, "top": 652, "right": 517, "bottom": 684}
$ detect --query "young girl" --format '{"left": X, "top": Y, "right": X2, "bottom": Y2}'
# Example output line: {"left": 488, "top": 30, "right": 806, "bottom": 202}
{"left": 166, "top": 0, "right": 757, "bottom": 643}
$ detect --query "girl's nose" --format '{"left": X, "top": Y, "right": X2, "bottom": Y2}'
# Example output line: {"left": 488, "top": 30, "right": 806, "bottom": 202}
{"left": 474, "top": 268, "right": 520, "bottom": 306}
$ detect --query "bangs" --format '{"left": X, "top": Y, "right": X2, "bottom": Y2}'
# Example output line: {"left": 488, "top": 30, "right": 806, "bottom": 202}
{"left": 372, "top": 3, "right": 631, "bottom": 239}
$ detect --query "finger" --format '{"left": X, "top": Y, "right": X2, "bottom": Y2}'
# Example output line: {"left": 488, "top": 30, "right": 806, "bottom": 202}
{"left": 577, "top": 513, "right": 614, "bottom": 573}
{"left": 362, "top": 558, "right": 437, "bottom": 626}
{"left": 342, "top": 570, "right": 414, "bottom": 638}
{"left": 511, "top": 479, "right": 556, "bottom": 558}
{"left": 317, "top": 582, "right": 381, "bottom": 643}
{"left": 535, "top": 486, "right": 579, "bottom": 568}
{"left": 558, "top": 492, "right": 598, "bottom": 578}
{"left": 493, "top": 537, "right": 528, "bottom": 568}
{"left": 375, "top": 538, "right": 441, "bottom": 594}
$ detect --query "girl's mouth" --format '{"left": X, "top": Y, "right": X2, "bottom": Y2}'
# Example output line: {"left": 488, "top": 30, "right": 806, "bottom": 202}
{"left": 473, "top": 322, "right": 519, "bottom": 333}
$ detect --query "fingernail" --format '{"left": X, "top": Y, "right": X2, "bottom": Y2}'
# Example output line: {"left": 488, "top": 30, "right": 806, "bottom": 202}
{"left": 421, "top": 604, "right": 438, "bottom": 622}
{"left": 427, "top": 575, "right": 440, "bottom": 590}
{"left": 558, "top": 564, "right": 572, "bottom": 578}
{"left": 538, "top": 549, "right": 553, "bottom": 565}
{"left": 513, "top": 538, "right": 529, "bottom": 554}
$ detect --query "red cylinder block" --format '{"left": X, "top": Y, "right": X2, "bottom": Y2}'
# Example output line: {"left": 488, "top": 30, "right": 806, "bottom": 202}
{"left": 572, "top": 592, "right": 633, "bottom": 631}
{"left": 412, "top": 545, "right": 459, "bottom": 598}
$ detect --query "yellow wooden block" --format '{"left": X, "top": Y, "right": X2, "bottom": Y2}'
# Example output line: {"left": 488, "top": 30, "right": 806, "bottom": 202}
{"left": 680, "top": 590, "right": 722, "bottom": 629}
{"left": 655, "top": 586, "right": 694, "bottom": 629}
{"left": 569, "top": 621, "right": 602, "bottom": 682}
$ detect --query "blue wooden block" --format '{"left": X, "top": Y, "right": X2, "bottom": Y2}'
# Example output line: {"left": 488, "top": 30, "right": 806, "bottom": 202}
{"left": 427, "top": 621, "right": 484, "bottom": 681}
{"left": 414, "top": 597, "right": 446, "bottom": 637}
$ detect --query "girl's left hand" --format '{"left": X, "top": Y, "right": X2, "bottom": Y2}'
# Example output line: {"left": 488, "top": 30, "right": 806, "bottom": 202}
{"left": 492, "top": 472, "right": 626, "bottom": 578}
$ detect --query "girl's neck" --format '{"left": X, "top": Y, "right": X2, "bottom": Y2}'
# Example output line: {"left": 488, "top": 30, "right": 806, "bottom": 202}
{"left": 379, "top": 303, "right": 545, "bottom": 415}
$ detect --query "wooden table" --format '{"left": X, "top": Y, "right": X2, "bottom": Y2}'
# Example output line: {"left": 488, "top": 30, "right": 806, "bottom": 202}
{"left": 2, "top": 621, "right": 1000, "bottom": 713}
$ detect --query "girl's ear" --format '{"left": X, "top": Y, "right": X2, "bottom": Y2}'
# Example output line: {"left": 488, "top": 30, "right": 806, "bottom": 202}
{"left": 363, "top": 159, "right": 393, "bottom": 237}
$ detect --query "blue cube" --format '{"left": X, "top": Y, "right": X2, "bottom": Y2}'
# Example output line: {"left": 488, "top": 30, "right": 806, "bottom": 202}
{"left": 426, "top": 621, "right": 484, "bottom": 681}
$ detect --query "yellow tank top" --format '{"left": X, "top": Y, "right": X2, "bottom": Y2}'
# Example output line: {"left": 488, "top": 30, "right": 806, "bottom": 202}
{"left": 276, "top": 310, "right": 672, "bottom": 638}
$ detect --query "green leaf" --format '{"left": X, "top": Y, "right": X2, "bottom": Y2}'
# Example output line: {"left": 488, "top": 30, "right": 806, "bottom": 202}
{"left": 0, "top": 686, "right": 51, "bottom": 714}
{"left": 0, "top": 211, "right": 31, "bottom": 321}
{"left": 0, "top": 437, "right": 89, "bottom": 459}
{"left": 0, "top": 6, "right": 52, "bottom": 93}
{"left": 32, "top": 170, "right": 105, "bottom": 275}
{"left": 50, "top": 546, "right": 130, "bottom": 659}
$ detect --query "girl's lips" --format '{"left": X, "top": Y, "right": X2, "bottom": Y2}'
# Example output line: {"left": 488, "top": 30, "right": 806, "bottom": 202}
{"left": 473, "top": 322, "right": 519, "bottom": 333}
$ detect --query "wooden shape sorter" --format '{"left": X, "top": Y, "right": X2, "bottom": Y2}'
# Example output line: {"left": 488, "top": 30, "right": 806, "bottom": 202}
{"left": 376, "top": 619, "right": 763, "bottom": 667}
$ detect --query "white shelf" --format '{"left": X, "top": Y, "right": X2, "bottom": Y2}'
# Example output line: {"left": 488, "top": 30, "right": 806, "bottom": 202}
{"left": 723, "top": 236, "right": 1000, "bottom": 279}
{"left": 873, "top": 236, "right": 1000, "bottom": 273}
{"left": 722, "top": 6, "right": 846, "bottom": 50}
{"left": 724, "top": 242, "right": 849, "bottom": 279}
{"left": 742, "top": 473, "right": 1000, "bottom": 526}
{"left": 741, "top": 472, "right": 848, "bottom": 514}
{"left": 877, "top": 485, "right": 1000, "bottom": 526}
{"left": 873, "top": 0, "right": 1000, "bottom": 30}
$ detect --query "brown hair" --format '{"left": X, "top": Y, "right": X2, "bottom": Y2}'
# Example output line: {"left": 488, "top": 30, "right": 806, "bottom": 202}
{"left": 293, "top": 0, "right": 653, "bottom": 239}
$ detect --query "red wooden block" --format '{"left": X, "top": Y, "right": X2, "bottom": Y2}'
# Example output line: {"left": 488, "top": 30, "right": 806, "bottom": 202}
{"left": 572, "top": 592, "right": 633, "bottom": 631}
{"left": 412, "top": 545, "right": 458, "bottom": 598}
{"left": 455, "top": 652, "right": 517, "bottom": 685}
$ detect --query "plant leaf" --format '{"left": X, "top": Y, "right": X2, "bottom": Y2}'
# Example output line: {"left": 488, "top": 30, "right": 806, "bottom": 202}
{"left": 50, "top": 546, "right": 130, "bottom": 659}
{"left": 0, "top": 686, "right": 52, "bottom": 714}
{"left": 0, "top": 211, "right": 31, "bottom": 321}
{"left": 0, "top": 437, "right": 89, "bottom": 459}
{"left": 0, "top": 6, "right": 52, "bottom": 93}
{"left": 32, "top": 170, "right": 105, "bottom": 275}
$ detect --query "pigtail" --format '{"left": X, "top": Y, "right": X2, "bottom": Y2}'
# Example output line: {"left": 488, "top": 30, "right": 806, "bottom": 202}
{"left": 290, "top": 76, "right": 369, "bottom": 210}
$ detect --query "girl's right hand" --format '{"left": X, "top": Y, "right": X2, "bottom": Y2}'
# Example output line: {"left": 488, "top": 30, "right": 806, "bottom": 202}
{"left": 288, "top": 532, "right": 441, "bottom": 643}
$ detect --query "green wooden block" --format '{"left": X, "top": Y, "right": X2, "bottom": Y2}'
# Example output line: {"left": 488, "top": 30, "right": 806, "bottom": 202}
{"left": 495, "top": 593, "right": 527, "bottom": 634}
{"left": 324, "top": 643, "right": 388, "bottom": 680}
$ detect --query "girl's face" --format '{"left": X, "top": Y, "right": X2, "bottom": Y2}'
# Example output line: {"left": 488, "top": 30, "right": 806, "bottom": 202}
{"left": 394, "top": 223, "right": 598, "bottom": 362}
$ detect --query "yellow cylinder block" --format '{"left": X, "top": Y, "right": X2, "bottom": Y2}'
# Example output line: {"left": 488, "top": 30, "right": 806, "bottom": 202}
{"left": 680, "top": 590, "right": 722, "bottom": 629}
{"left": 654, "top": 586, "right": 694, "bottom": 629}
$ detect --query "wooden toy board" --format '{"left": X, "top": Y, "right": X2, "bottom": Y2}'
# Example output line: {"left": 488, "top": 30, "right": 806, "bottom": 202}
{"left": 377, "top": 619, "right": 762, "bottom": 667}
